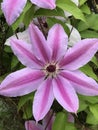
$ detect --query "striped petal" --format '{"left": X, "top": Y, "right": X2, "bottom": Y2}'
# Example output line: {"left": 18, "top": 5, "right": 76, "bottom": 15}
{"left": 33, "top": 79, "right": 54, "bottom": 121}
{"left": 30, "top": 0, "right": 56, "bottom": 9}
{"left": 59, "top": 39, "right": 98, "bottom": 70}
{"left": 53, "top": 76, "right": 79, "bottom": 113}
{"left": 0, "top": 68, "right": 44, "bottom": 97}
{"left": 47, "top": 24, "right": 68, "bottom": 61}
{"left": 60, "top": 70, "right": 98, "bottom": 96}
{"left": 1, "top": 0, "right": 27, "bottom": 25}
{"left": 25, "top": 121, "right": 43, "bottom": 130}
{"left": 11, "top": 39, "right": 44, "bottom": 69}
{"left": 29, "top": 23, "right": 51, "bottom": 63}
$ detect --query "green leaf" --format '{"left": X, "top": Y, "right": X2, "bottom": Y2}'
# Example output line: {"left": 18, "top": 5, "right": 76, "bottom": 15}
{"left": 91, "top": 56, "right": 98, "bottom": 67}
{"left": 18, "top": 92, "right": 34, "bottom": 111}
{"left": 79, "top": 0, "right": 87, "bottom": 6}
{"left": 89, "top": 104, "right": 98, "bottom": 120}
{"left": 78, "top": 14, "right": 98, "bottom": 31}
{"left": 86, "top": 111, "right": 98, "bottom": 125}
{"left": 65, "top": 122, "right": 76, "bottom": 130}
{"left": 78, "top": 100, "right": 88, "bottom": 112}
{"left": 11, "top": 56, "right": 19, "bottom": 70}
{"left": 56, "top": 0, "right": 86, "bottom": 22}
{"left": 80, "top": 4, "right": 91, "bottom": 14}
{"left": 80, "top": 64, "right": 98, "bottom": 81}
{"left": 80, "top": 30, "right": 98, "bottom": 38}
{"left": 78, "top": 95, "right": 98, "bottom": 104}
{"left": 4, "top": 45, "right": 12, "bottom": 53}
{"left": 23, "top": 5, "right": 35, "bottom": 27}
{"left": 52, "top": 112, "right": 67, "bottom": 130}
{"left": 35, "top": 7, "right": 65, "bottom": 17}
{"left": 23, "top": 101, "right": 32, "bottom": 119}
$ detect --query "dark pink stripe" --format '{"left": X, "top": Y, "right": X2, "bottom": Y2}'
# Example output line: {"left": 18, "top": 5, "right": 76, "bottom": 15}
{"left": 61, "top": 71, "right": 98, "bottom": 91}
{"left": 52, "top": 25, "right": 60, "bottom": 60}
{"left": 55, "top": 77, "right": 74, "bottom": 109}
{"left": 39, "top": 79, "right": 52, "bottom": 115}
{"left": 31, "top": 26, "right": 49, "bottom": 62}
{"left": 4, "top": 71, "right": 44, "bottom": 89}
{"left": 60, "top": 43, "right": 93, "bottom": 67}
{"left": 14, "top": 41, "right": 43, "bottom": 66}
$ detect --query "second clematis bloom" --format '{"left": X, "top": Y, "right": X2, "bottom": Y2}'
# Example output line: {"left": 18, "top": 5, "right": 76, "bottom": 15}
{"left": 25, "top": 110, "right": 54, "bottom": 130}
{"left": 1, "top": 0, "right": 56, "bottom": 25}
{"left": 0, "top": 23, "right": 98, "bottom": 121}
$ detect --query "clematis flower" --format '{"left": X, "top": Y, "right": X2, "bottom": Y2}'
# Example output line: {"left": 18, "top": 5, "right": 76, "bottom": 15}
{"left": 1, "top": 23, "right": 98, "bottom": 122}
{"left": 25, "top": 121, "right": 43, "bottom": 130}
{"left": 25, "top": 110, "right": 54, "bottom": 130}
{"left": 1, "top": 0, "right": 56, "bottom": 25}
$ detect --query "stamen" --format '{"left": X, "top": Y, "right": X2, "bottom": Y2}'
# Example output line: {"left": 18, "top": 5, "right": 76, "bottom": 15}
{"left": 44, "top": 74, "right": 49, "bottom": 80}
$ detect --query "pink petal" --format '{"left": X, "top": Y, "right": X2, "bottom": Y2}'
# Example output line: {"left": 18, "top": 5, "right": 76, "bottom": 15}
{"left": 59, "top": 39, "right": 98, "bottom": 70}
{"left": 67, "top": 113, "right": 74, "bottom": 123}
{"left": 47, "top": 24, "right": 68, "bottom": 61}
{"left": 53, "top": 76, "right": 79, "bottom": 113}
{"left": 0, "top": 68, "right": 44, "bottom": 97}
{"left": 43, "top": 110, "right": 55, "bottom": 130}
{"left": 25, "top": 121, "right": 43, "bottom": 130}
{"left": 30, "top": 0, "right": 56, "bottom": 9}
{"left": 33, "top": 79, "right": 54, "bottom": 121}
{"left": 29, "top": 23, "right": 51, "bottom": 63}
{"left": 1, "top": 0, "right": 27, "bottom": 25}
{"left": 60, "top": 70, "right": 98, "bottom": 96}
{"left": 10, "top": 39, "right": 44, "bottom": 69}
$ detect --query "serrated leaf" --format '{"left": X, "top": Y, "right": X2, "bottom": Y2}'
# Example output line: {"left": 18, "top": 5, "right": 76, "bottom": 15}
{"left": 52, "top": 112, "right": 67, "bottom": 130}
{"left": 56, "top": 0, "right": 86, "bottom": 22}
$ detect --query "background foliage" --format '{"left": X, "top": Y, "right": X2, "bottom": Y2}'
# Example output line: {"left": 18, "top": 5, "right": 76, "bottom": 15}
{"left": 0, "top": 0, "right": 98, "bottom": 130}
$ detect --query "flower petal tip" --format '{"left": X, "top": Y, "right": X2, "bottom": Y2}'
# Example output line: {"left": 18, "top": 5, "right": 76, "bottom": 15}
{"left": 1, "top": 0, "right": 27, "bottom": 25}
{"left": 30, "top": 0, "right": 56, "bottom": 9}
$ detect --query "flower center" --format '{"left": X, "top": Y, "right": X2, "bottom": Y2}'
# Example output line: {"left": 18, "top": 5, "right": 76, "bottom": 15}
{"left": 43, "top": 63, "right": 60, "bottom": 79}
{"left": 46, "top": 65, "right": 56, "bottom": 73}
